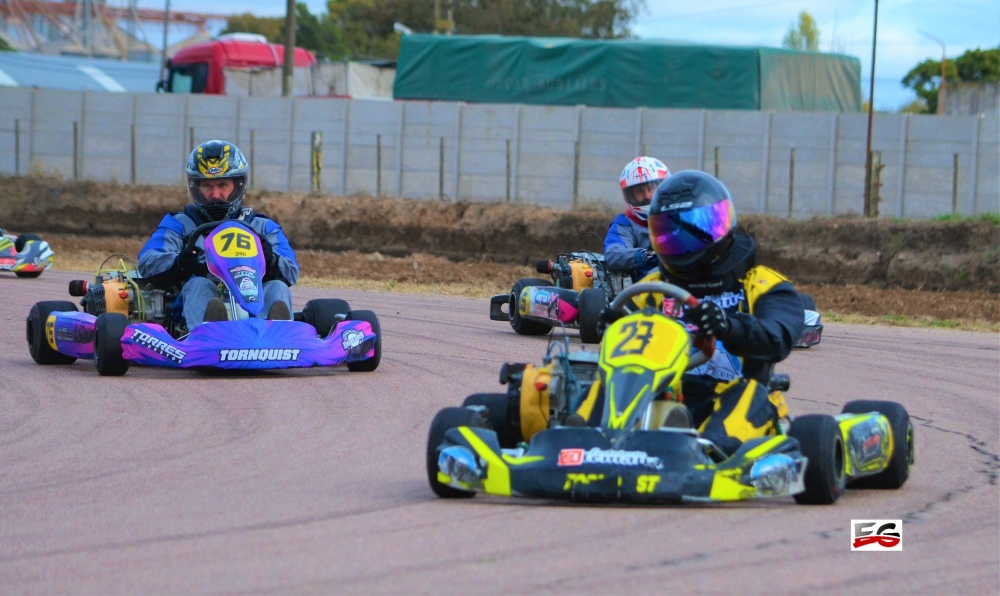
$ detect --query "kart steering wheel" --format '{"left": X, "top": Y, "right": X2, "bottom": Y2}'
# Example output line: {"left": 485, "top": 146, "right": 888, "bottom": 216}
{"left": 607, "top": 281, "right": 715, "bottom": 368}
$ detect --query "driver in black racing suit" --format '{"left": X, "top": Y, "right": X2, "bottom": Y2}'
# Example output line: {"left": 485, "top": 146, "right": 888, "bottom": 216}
{"left": 600, "top": 170, "right": 804, "bottom": 455}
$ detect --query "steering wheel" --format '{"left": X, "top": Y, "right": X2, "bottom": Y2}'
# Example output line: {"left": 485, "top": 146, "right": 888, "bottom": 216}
{"left": 606, "top": 281, "right": 715, "bottom": 369}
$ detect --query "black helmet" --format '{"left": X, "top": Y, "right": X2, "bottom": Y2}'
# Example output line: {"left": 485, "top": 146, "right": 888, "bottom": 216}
{"left": 185, "top": 140, "right": 248, "bottom": 222}
{"left": 648, "top": 170, "right": 737, "bottom": 277}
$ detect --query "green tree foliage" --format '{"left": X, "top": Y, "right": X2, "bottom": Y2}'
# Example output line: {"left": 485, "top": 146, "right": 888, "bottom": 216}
{"left": 293, "top": 3, "right": 347, "bottom": 61}
{"left": 902, "top": 47, "right": 999, "bottom": 113}
{"left": 325, "top": 0, "right": 645, "bottom": 60}
{"left": 782, "top": 11, "right": 819, "bottom": 52}
{"left": 221, "top": 13, "right": 284, "bottom": 43}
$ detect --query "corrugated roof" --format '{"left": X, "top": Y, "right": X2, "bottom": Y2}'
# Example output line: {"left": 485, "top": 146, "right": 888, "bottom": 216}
{"left": 0, "top": 52, "right": 161, "bottom": 93}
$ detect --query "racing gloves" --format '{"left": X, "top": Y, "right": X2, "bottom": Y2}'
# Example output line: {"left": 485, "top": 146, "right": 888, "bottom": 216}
{"left": 261, "top": 239, "right": 278, "bottom": 272}
{"left": 175, "top": 247, "right": 208, "bottom": 278}
{"left": 688, "top": 301, "right": 730, "bottom": 338}
{"left": 640, "top": 248, "right": 659, "bottom": 267}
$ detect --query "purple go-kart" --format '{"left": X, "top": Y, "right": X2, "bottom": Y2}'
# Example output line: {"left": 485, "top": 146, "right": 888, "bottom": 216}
{"left": 26, "top": 220, "right": 381, "bottom": 376}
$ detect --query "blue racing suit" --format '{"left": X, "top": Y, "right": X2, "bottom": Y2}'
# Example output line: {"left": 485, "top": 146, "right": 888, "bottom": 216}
{"left": 137, "top": 204, "right": 299, "bottom": 329}
{"left": 603, "top": 212, "right": 659, "bottom": 282}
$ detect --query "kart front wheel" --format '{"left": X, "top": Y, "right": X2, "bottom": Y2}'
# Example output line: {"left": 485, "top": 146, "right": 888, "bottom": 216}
{"left": 94, "top": 313, "right": 130, "bottom": 376}
{"left": 508, "top": 278, "right": 553, "bottom": 336}
{"left": 577, "top": 288, "right": 608, "bottom": 344}
{"left": 789, "top": 414, "right": 846, "bottom": 505}
{"left": 842, "top": 400, "right": 913, "bottom": 489}
{"left": 426, "top": 407, "right": 489, "bottom": 499}
{"left": 26, "top": 300, "right": 79, "bottom": 365}
{"left": 346, "top": 310, "right": 381, "bottom": 372}
{"left": 302, "top": 298, "right": 352, "bottom": 338}
{"left": 462, "top": 392, "right": 520, "bottom": 448}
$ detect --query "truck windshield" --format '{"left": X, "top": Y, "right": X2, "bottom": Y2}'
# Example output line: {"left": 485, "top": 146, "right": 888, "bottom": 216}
{"left": 168, "top": 63, "right": 209, "bottom": 93}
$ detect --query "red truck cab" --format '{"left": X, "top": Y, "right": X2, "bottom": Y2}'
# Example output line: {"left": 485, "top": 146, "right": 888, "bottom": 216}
{"left": 158, "top": 33, "right": 317, "bottom": 95}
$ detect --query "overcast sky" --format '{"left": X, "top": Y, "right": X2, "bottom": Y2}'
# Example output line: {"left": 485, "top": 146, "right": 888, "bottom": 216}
{"left": 135, "top": 0, "right": 999, "bottom": 111}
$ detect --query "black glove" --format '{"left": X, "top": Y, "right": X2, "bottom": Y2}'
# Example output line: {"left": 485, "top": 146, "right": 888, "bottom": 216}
{"left": 261, "top": 240, "right": 281, "bottom": 275}
{"left": 689, "top": 301, "right": 730, "bottom": 338}
{"left": 641, "top": 248, "right": 659, "bottom": 266}
{"left": 175, "top": 247, "right": 208, "bottom": 278}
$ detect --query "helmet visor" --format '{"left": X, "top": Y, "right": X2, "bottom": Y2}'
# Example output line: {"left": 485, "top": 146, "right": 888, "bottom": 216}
{"left": 649, "top": 198, "right": 735, "bottom": 258}
{"left": 623, "top": 180, "right": 662, "bottom": 207}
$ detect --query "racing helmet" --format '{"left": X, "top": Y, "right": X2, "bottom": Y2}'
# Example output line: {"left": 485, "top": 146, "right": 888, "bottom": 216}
{"left": 619, "top": 156, "right": 670, "bottom": 222}
{"left": 185, "top": 140, "right": 248, "bottom": 222}
{"left": 648, "top": 170, "right": 737, "bottom": 277}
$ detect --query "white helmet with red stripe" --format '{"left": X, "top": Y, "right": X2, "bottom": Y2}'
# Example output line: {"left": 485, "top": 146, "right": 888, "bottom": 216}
{"left": 619, "top": 156, "right": 670, "bottom": 222}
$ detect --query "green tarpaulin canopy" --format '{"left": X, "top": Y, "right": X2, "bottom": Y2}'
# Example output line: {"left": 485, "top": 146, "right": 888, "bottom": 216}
{"left": 393, "top": 34, "right": 861, "bottom": 112}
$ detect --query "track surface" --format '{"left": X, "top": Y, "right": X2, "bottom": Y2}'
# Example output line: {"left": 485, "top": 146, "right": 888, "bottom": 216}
{"left": 2, "top": 271, "right": 998, "bottom": 594}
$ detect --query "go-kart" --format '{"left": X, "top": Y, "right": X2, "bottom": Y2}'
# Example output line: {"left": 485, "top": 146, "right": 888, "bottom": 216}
{"left": 489, "top": 249, "right": 629, "bottom": 344}
{"left": 0, "top": 228, "right": 54, "bottom": 278}
{"left": 25, "top": 219, "right": 381, "bottom": 376}
{"left": 430, "top": 281, "right": 912, "bottom": 505}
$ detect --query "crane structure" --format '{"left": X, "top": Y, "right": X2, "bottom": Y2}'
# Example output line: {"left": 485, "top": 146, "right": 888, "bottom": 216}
{"left": 0, "top": 0, "right": 228, "bottom": 59}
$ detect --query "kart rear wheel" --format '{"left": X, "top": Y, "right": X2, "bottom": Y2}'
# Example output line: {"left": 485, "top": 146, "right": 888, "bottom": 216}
{"left": 427, "top": 407, "right": 489, "bottom": 499}
{"left": 461, "top": 392, "right": 520, "bottom": 448}
{"left": 302, "top": 299, "right": 352, "bottom": 338}
{"left": 789, "top": 414, "right": 846, "bottom": 505}
{"left": 578, "top": 288, "right": 608, "bottom": 344}
{"left": 26, "top": 300, "right": 79, "bottom": 365}
{"left": 508, "top": 278, "right": 553, "bottom": 336}
{"left": 94, "top": 313, "right": 130, "bottom": 376}
{"left": 14, "top": 233, "right": 41, "bottom": 252}
{"left": 842, "top": 400, "right": 913, "bottom": 489}
{"left": 15, "top": 271, "right": 43, "bottom": 278}
{"left": 346, "top": 310, "right": 381, "bottom": 372}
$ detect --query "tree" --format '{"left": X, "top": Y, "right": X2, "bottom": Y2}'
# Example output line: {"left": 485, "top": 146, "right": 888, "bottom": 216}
{"left": 782, "top": 11, "right": 819, "bottom": 52}
{"left": 221, "top": 13, "right": 284, "bottom": 43}
{"left": 324, "top": 0, "right": 645, "bottom": 60}
{"left": 902, "top": 47, "right": 999, "bottom": 114}
{"left": 291, "top": 3, "right": 347, "bottom": 61}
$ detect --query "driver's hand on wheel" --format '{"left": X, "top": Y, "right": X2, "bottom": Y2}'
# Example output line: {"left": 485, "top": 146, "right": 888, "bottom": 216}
{"left": 261, "top": 240, "right": 279, "bottom": 274}
{"left": 175, "top": 246, "right": 208, "bottom": 278}
{"left": 689, "top": 301, "right": 730, "bottom": 337}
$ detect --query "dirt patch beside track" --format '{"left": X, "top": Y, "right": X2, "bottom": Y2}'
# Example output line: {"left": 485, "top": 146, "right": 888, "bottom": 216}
{"left": 2, "top": 176, "right": 997, "bottom": 329}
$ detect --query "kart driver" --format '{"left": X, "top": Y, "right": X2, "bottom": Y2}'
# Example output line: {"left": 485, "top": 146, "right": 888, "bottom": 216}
{"left": 601, "top": 170, "right": 804, "bottom": 455}
{"left": 603, "top": 156, "right": 671, "bottom": 282}
{"left": 137, "top": 140, "right": 299, "bottom": 328}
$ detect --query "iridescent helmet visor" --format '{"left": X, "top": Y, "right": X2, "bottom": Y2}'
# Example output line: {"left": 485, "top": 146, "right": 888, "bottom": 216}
{"left": 649, "top": 198, "right": 736, "bottom": 258}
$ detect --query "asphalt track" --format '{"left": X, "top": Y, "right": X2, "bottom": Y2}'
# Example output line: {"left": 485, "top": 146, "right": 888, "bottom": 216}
{"left": 2, "top": 271, "right": 998, "bottom": 594}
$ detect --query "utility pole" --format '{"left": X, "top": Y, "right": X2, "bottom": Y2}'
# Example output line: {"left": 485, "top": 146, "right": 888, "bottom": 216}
{"left": 918, "top": 30, "right": 947, "bottom": 115}
{"left": 282, "top": 0, "right": 296, "bottom": 97}
{"left": 159, "top": 0, "right": 171, "bottom": 82}
{"left": 863, "top": 0, "right": 879, "bottom": 218}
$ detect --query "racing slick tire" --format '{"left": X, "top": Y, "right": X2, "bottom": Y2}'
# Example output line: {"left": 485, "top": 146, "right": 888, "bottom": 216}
{"left": 461, "top": 392, "right": 520, "bottom": 448}
{"left": 302, "top": 299, "right": 352, "bottom": 338}
{"left": 508, "top": 278, "right": 554, "bottom": 336}
{"left": 26, "top": 300, "right": 79, "bottom": 365}
{"left": 346, "top": 309, "right": 381, "bottom": 372}
{"left": 427, "top": 407, "right": 490, "bottom": 499}
{"left": 799, "top": 293, "right": 817, "bottom": 311}
{"left": 94, "top": 313, "right": 130, "bottom": 377}
{"left": 841, "top": 400, "right": 913, "bottom": 490}
{"left": 789, "top": 414, "right": 846, "bottom": 505}
{"left": 577, "top": 288, "right": 608, "bottom": 345}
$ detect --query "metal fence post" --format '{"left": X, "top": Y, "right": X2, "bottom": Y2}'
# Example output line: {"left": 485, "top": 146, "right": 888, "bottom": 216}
{"left": 572, "top": 140, "right": 580, "bottom": 209}
{"left": 439, "top": 136, "right": 445, "bottom": 200}
{"left": 130, "top": 123, "right": 137, "bottom": 184}
{"left": 311, "top": 131, "right": 323, "bottom": 194}
{"left": 714, "top": 147, "right": 720, "bottom": 178}
{"left": 951, "top": 153, "right": 959, "bottom": 215}
{"left": 14, "top": 119, "right": 19, "bottom": 176}
{"left": 376, "top": 133, "right": 382, "bottom": 197}
{"left": 73, "top": 121, "right": 79, "bottom": 180}
{"left": 787, "top": 148, "right": 795, "bottom": 218}
{"left": 505, "top": 139, "right": 511, "bottom": 203}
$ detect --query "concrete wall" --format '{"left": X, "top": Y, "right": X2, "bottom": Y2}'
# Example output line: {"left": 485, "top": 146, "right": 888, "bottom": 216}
{"left": 0, "top": 87, "right": 996, "bottom": 218}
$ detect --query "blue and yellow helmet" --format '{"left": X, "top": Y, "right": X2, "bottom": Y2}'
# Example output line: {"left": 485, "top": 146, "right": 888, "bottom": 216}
{"left": 185, "top": 140, "right": 248, "bottom": 221}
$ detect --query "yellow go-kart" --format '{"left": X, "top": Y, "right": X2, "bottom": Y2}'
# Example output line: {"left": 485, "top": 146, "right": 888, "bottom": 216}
{"left": 428, "top": 282, "right": 913, "bottom": 505}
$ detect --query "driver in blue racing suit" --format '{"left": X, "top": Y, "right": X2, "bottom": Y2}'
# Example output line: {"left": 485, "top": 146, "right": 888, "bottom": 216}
{"left": 603, "top": 156, "right": 671, "bottom": 283}
{"left": 138, "top": 140, "right": 299, "bottom": 329}
{"left": 602, "top": 170, "right": 804, "bottom": 455}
